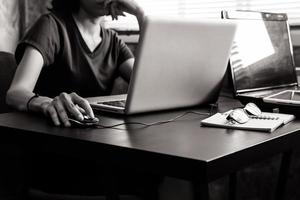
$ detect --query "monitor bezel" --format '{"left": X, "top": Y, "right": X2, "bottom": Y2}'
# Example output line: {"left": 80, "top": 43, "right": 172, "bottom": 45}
{"left": 221, "top": 10, "right": 297, "bottom": 96}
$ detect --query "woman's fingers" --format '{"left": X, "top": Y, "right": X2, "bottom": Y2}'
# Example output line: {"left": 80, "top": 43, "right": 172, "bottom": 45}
{"left": 116, "top": 10, "right": 125, "bottom": 17}
{"left": 110, "top": 2, "right": 118, "bottom": 20}
{"left": 46, "top": 104, "right": 60, "bottom": 126}
{"left": 109, "top": 1, "right": 131, "bottom": 20}
{"left": 53, "top": 97, "right": 71, "bottom": 127}
{"left": 59, "top": 92, "right": 83, "bottom": 121}
{"left": 76, "top": 105, "right": 86, "bottom": 114}
{"left": 110, "top": 0, "right": 138, "bottom": 15}
{"left": 70, "top": 93, "right": 95, "bottom": 119}
{"left": 43, "top": 93, "right": 95, "bottom": 127}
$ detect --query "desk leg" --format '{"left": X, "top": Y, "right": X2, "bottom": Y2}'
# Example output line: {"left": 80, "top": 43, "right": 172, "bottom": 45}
{"left": 192, "top": 180, "right": 209, "bottom": 200}
{"left": 229, "top": 172, "right": 237, "bottom": 200}
{"left": 105, "top": 167, "right": 119, "bottom": 200}
{"left": 275, "top": 150, "right": 292, "bottom": 200}
{"left": 19, "top": 144, "right": 35, "bottom": 200}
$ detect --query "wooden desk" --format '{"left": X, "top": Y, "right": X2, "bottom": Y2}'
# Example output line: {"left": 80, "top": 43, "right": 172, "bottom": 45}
{"left": 0, "top": 97, "right": 299, "bottom": 200}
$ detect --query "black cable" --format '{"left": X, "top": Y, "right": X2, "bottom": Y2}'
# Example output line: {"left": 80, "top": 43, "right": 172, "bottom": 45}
{"left": 95, "top": 110, "right": 210, "bottom": 129}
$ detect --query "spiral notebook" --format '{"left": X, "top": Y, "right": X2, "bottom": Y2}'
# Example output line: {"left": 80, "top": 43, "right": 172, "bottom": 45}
{"left": 201, "top": 111, "right": 295, "bottom": 132}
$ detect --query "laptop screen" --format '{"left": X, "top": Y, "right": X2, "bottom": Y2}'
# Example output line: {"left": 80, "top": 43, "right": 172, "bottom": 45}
{"left": 222, "top": 11, "right": 297, "bottom": 94}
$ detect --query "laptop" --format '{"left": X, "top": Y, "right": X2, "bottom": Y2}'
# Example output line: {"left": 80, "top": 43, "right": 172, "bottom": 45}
{"left": 264, "top": 90, "right": 300, "bottom": 106}
{"left": 87, "top": 15, "right": 237, "bottom": 115}
{"left": 221, "top": 10, "right": 298, "bottom": 105}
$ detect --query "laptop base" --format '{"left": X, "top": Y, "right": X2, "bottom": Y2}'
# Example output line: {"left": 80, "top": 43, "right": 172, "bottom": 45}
{"left": 236, "top": 95, "right": 300, "bottom": 116}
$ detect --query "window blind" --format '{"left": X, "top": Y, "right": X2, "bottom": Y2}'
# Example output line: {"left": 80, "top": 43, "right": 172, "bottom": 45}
{"left": 102, "top": 0, "right": 300, "bottom": 30}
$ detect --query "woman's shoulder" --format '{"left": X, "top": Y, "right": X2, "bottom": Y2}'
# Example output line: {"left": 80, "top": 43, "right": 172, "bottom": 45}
{"left": 34, "top": 11, "right": 70, "bottom": 29}
{"left": 101, "top": 26, "right": 121, "bottom": 40}
{"left": 23, "top": 12, "right": 60, "bottom": 37}
{"left": 29, "top": 12, "right": 60, "bottom": 32}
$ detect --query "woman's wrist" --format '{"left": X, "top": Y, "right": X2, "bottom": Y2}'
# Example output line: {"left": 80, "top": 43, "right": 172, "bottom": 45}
{"left": 27, "top": 93, "right": 39, "bottom": 112}
{"left": 27, "top": 95, "right": 52, "bottom": 114}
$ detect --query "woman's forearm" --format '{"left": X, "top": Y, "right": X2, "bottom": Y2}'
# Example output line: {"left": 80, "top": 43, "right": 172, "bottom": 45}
{"left": 6, "top": 88, "right": 52, "bottom": 113}
{"left": 135, "top": 6, "right": 145, "bottom": 31}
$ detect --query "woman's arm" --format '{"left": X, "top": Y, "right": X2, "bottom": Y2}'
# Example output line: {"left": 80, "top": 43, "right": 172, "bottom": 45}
{"left": 6, "top": 47, "right": 95, "bottom": 127}
{"left": 108, "top": 0, "right": 144, "bottom": 81}
{"left": 6, "top": 46, "right": 48, "bottom": 111}
{"left": 109, "top": 0, "right": 145, "bottom": 31}
{"left": 118, "top": 58, "right": 134, "bottom": 82}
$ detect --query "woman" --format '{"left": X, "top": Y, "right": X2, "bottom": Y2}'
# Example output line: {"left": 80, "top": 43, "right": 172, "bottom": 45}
{"left": 6, "top": 0, "right": 144, "bottom": 127}
{"left": 5, "top": 0, "right": 158, "bottom": 199}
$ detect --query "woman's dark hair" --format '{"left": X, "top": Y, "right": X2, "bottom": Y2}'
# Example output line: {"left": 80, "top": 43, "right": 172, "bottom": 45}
{"left": 50, "top": 0, "right": 80, "bottom": 13}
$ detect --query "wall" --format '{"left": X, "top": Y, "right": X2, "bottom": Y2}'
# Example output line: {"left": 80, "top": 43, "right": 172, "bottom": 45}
{"left": 292, "top": 29, "right": 300, "bottom": 66}
{"left": 0, "top": 0, "right": 20, "bottom": 53}
{"left": 23, "top": 0, "right": 51, "bottom": 33}
{"left": 0, "top": 0, "right": 51, "bottom": 53}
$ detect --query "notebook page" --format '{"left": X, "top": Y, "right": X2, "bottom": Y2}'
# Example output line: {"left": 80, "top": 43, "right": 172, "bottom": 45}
{"left": 201, "top": 112, "right": 295, "bottom": 132}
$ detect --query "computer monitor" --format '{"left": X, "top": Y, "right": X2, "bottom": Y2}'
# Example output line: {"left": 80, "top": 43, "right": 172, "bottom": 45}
{"left": 222, "top": 10, "right": 297, "bottom": 94}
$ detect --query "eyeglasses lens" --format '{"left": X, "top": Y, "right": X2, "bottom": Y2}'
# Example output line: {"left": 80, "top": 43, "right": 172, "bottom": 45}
{"left": 244, "top": 103, "right": 262, "bottom": 116}
{"left": 227, "top": 108, "right": 249, "bottom": 124}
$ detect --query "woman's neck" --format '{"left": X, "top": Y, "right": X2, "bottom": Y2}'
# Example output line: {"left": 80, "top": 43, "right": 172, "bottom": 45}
{"left": 73, "top": 9, "right": 102, "bottom": 36}
{"left": 73, "top": 9, "right": 103, "bottom": 52}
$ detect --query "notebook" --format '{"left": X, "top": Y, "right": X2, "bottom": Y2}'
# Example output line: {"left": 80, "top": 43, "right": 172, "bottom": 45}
{"left": 201, "top": 110, "right": 295, "bottom": 132}
{"left": 87, "top": 16, "right": 237, "bottom": 115}
{"left": 221, "top": 10, "right": 298, "bottom": 105}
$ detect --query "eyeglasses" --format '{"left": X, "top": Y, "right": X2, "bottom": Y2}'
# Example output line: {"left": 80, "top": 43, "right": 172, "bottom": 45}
{"left": 226, "top": 103, "right": 265, "bottom": 124}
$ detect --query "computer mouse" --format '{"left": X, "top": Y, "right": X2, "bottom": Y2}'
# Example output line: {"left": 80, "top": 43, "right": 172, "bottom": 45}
{"left": 69, "top": 115, "right": 99, "bottom": 127}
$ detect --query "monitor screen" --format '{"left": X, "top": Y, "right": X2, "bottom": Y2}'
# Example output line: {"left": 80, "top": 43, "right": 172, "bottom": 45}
{"left": 226, "top": 12, "right": 297, "bottom": 93}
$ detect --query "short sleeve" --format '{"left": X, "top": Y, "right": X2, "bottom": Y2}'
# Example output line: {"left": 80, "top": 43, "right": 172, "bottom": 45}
{"left": 15, "top": 14, "right": 60, "bottom": 67}
{"left": 113, "top": 32, "right": 134, "bottom": 66}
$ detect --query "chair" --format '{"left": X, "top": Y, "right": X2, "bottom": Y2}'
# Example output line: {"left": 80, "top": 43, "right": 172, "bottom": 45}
{"left": 0, "top": 51, "right": 17, "bottom": 113}
{"left": 0, "top": 52, "right": 23, "bottom": 200}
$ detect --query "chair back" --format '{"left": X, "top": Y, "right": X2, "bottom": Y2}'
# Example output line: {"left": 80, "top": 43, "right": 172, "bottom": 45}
{"left": 0, "top": 52, "right": 16, "bottom": 113}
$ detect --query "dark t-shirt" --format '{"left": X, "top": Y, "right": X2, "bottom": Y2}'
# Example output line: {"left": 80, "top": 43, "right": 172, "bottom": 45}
{"left": 15, "top": 11, "right": 133, "bottom": 98}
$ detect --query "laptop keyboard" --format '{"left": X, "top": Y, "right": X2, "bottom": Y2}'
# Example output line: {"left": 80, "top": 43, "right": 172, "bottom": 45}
{"left": 98, "top": 100, "right": 126, "bottom": 108}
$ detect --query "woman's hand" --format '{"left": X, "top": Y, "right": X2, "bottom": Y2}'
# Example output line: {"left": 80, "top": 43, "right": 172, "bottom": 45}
{"left": 41, "top": 92, "right": 95, "bottom": 127}
{"left": 106, "top": 0, "right": 144, "bottom": 28}
{"left": 106, "top": 0, "right": 140, "bottom": 19}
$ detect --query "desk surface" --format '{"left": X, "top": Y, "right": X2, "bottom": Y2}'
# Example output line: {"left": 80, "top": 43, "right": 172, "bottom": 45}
{"left": 1, "top": 97, "right": 300, "bottom": 181}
